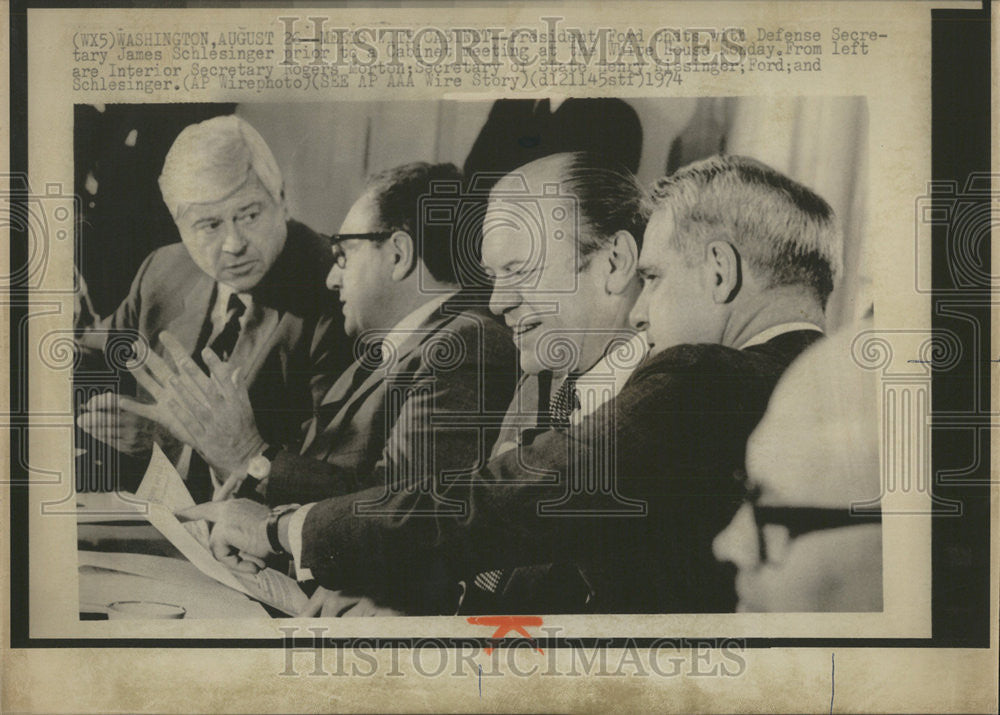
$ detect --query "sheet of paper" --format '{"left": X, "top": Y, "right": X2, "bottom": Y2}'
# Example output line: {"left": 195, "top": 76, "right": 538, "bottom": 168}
{"left": 131, "top": 449, "right": 309, "bottom": 616}
{"left": 136, "top": 444, "right": 210, "bottom": 547}
{"left": 136, "top": 444, "right": 197, "bottom": 511}
{"left": 235, "top": 569, "right": 310, "bottom": 615}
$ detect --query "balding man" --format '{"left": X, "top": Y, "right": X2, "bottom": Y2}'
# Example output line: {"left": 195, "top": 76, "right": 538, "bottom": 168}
{"left": 712, "top": 324, "right": 883, "bottom": 611}
{"left": 77, "top": 115, "right": 352, "bottom": 500}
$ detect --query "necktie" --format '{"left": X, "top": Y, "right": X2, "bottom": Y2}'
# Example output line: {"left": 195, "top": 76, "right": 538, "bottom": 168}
{"left": 466, "top": 374, "right": 580, "bottom": 606}
{"left": 548, "top": 374, "right": 581, "bottom": 430}
{"left": 208, "top": 294, "right": 245, "bottom": 362}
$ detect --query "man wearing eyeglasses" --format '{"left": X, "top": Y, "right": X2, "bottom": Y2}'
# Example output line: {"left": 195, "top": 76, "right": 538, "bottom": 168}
{"left": 180, "top": 155, "right": 840, "bottom": 614}
{"left": 134, "top": 162, "right": 518, "bottom": 538}
{"left": 713, "top": 325, "right": 883, "bottom": 612}
{"left": 76, "top": 115, "right": 353, "bottom": 500}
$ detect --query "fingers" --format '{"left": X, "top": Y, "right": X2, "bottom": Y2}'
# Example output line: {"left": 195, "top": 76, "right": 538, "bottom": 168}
{"left": 206, "top": 527, "right": 259, "bottom": 573}
{"left": 235, "top": 552, "right": 266, "bottom": 572}
{"left": 213, "top": 470, "right": 247, "bottom": 501}
{"left": 161, "top": 333, "right": 222, "bottom": 405}
{"left": 146, "top": 333, "right": 218, "bottom": 408}
{"left": 128, "top": 352, "right": 169, "bottom": 402}
{"left": 116, "top": 394, "right": 160, "bottom": 422}
{"left": 176, "top": 502, "right": 222, "bottom": 523}
{"left": 297, "top": 588, "right": 329, "bottom": 618}
{"left": 202, "top": 348, "right": 239, "bottom": 397}
{"left": 168, "top": 378, "right": 215, "bottom": 429}
{"left": 82, "top": 391, "right": 115, "bottom": 411}
{"left": 239, "top": 552, "right": 267, "bottom": 569}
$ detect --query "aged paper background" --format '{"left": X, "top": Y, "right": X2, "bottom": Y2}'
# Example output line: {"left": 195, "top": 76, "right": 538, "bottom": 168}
{"left": 2, "top": 1, "right": 997, "bottom": 712}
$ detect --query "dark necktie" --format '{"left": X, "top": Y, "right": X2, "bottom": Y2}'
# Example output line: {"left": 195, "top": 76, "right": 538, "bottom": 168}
{"left": 208, "top": 293, "right": 245, "bottom": 362}
{"left": 548, "top": 374, "right": 581, "bottom": 430}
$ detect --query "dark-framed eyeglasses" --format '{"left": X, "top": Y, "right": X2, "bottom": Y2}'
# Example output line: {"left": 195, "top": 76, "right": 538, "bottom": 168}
{"left": 327, "top": 232, "right": 393, "bottom": 268}
{"left": 739, "top": 474, "right": 882, "bottom": 564}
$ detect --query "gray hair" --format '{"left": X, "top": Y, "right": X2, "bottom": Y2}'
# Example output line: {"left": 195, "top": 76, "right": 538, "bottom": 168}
{"left": 647, "top": 155, "right": 842, "bottom": 306}
{"left": 158, "top": 115, "right": 284, "bottom": 220}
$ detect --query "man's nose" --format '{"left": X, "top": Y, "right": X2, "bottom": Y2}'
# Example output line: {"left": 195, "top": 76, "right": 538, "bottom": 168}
{"left": 712, "top": 504, "right": 760, "bottom": 571}
{"left": 220, "top": 221, "right": 248, "bottom": 254}
{"left": 488, "top": 285, "right": 519, "bottom": 317}
{"left": 325, "top": 262, "right": 343, "bottom": 291}
{"left": 628, "top": 291, "right": 649, "bottom": 331}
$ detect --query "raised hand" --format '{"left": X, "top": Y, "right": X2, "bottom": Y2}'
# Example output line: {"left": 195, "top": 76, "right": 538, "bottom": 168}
{"left": 126, "top": 330, "right": 266, "bottom": 476}
{"left": 77, "top": 391, "right": 177, "bottom": 456}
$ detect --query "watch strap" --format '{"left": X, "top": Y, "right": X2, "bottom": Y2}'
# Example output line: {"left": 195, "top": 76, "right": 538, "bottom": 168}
{"left": 265, "top": 504, "right": 301, "bottom": 556}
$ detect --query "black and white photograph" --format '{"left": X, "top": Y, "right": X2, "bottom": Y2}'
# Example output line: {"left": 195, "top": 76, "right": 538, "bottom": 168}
{"left": 4, "top": 2, "right": 995, "bottom": 713}
{"left": 70, "top": 96, "right": 878, "bottom": 619}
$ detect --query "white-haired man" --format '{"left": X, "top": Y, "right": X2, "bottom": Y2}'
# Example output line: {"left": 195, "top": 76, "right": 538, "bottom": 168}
{"left": 77, "top": 115, "right": 352, "bottom": 501}
{"left": 181, "top": 155, "right": 842, "bottom": 614}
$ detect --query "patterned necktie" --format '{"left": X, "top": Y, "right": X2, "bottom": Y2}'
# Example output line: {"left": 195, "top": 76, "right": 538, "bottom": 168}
{"left": 208, "top": 293, "right": 245, "bottom": 361}
{"left": 467, "top": 373, "right": 581, "bottom": 604}
{"left": 548, "top": 374, "right": 581, "bottom": 430}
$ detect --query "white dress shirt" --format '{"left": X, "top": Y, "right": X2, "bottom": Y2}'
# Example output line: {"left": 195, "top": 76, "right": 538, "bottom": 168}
{"left": 737, "top": 321, "right": 823, "bottom": 349}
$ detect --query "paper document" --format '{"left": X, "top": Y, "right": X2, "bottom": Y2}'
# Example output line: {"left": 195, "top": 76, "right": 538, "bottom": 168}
{"left": 131, "top": 445, "right": 309, "bottom": 615}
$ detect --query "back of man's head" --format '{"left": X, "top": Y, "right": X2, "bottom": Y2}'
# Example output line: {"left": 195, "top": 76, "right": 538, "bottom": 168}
{"left": 647, "top": 155, "right": 841, "bottom": 307}
{"left": 491, "top": 151, "right": 647, "bottom": 262}
{"left": 159, "top": 115, "right": 283, "bottom": 221}
{"left": 560, "top": 151, "right": 648, "bottom": 261}
{"left": 365, "top": 161, "right": 464, "bottom": 286}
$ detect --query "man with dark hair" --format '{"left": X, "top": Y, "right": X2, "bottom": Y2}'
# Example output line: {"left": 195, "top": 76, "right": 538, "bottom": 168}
{"left": 463, "top": 98, "right": 643, "bottom": 190}
{"left": 125, "top": 162, "right": 519, "bottom": 529}
{"left": 181, "top": 155, "right": 838, "bottom": 615}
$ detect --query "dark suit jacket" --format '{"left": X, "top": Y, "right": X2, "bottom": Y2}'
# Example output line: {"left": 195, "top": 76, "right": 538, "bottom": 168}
{"left": 299, "top": 330, "right": 821, "bottom": 614}
{"left": 98, "top": 220, "right": 353, "bottom": 497}
{"left": 463, "top": 98, "right": 643, "bottom": 190}
{"left": 261, "top": 293, "right": 521, "bottom": 510}
{"left": 488, "top": 371, "right": 556, "bottom": 458}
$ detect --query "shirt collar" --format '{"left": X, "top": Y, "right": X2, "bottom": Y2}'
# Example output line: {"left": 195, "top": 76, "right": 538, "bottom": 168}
{"left": 213, "top": 283, "right": 252, "bottom": 327}
{"left": 737, "top": 322, "right": 824, "bottom": 349}
{"left": 559, "top": 331, "right": 649, "bottom": 423}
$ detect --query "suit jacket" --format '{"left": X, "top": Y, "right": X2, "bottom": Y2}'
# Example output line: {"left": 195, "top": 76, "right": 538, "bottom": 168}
{"left": 261, "top": 293, "right": 521, "bottom": 511}
{"left": 299, "top": 330, "right": 822, "bottom": 614}
{"left": 463, "top": 98, "right": 643, "bottom": 190}
{"left": 488, "top": 371, "right": 555, "bottom": 458}
{"left": 98, "top": 220, "right": 353, "bottom": 497}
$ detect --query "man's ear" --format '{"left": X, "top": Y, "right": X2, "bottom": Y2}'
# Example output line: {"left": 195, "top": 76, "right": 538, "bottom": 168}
{"left": 278, "top": 185, "right": 290, "bottom": 221}
{"left": 604, "top": 230, "right": 639, "bottom": 295}
{"left": 388, "top": 230, "right": 416, "bottom": 282}
{"left": 706, "top": 240, "right": 741, "bottom": 304}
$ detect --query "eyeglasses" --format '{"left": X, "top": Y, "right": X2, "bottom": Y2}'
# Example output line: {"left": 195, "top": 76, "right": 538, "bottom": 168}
{"left": 740, "top": 477, "right": 882, "bottom": 564}
{"left": 327, "top": 232, "right": 393, "bottom": 269}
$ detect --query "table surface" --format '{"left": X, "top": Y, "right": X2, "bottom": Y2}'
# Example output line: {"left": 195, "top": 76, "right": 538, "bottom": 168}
{"left": 77, "top": 496, "right": 273, "bottom": 619}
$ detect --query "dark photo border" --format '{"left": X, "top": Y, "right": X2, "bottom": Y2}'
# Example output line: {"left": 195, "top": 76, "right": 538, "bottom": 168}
{"left": 6, "top": 0, "right": 992, "bottom": 649}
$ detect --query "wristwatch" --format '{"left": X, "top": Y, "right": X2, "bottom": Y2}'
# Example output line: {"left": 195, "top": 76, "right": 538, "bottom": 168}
{"left": 265, "top": 503, "right": 301, "bottom": 557}
{"left": 246, "top": 443, "right": 281, "bottom": 480}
